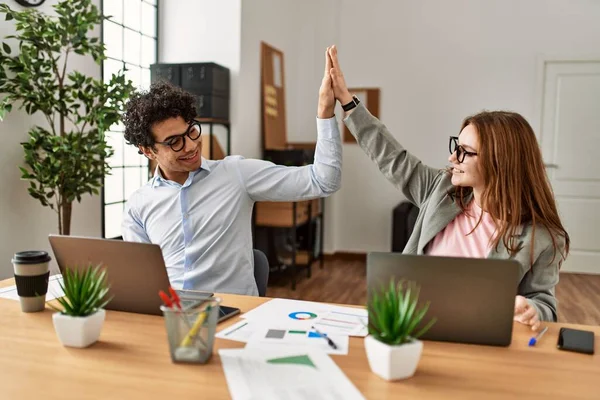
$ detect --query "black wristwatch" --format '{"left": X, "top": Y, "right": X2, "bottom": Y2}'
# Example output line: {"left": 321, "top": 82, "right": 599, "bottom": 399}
{"left": 342, "top": 95, "right": 360, "bottom": 112}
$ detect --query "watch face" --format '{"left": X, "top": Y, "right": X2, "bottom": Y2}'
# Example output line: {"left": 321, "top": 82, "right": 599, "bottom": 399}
{"left": 15, "top": 0, "right": 46, "bottom": 7}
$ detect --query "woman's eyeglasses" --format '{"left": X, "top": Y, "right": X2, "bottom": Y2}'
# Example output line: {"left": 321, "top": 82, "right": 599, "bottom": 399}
{"left": 156, "top": 121, "right": 202, "bottom": 152}
{"left": 449, "top": 136, "right": 478, "bottom": 163}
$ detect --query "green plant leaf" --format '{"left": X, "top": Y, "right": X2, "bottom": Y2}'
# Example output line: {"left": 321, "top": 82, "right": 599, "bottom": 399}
{"left": 53, "top": 263, "right": 111, "bottom": 316}
{"left": 367, "top": 278, "right": 436, "bottom": 345}
{"left": 0, "top": 0, "right": 136, "bottom": 234}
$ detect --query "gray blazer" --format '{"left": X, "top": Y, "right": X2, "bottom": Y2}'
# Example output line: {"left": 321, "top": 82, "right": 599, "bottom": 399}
{"left": 345, "top": 104, "right": 564, "bottom": 322}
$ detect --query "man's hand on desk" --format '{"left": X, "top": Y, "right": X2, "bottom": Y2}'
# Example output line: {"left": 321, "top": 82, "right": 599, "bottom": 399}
{"left": 514, "top": 295, "right": 541, "bottom": 331}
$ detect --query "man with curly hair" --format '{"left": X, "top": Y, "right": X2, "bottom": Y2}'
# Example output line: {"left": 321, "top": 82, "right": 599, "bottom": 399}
{"left": 121, "top": 48, "right": 341, "bottom": 296}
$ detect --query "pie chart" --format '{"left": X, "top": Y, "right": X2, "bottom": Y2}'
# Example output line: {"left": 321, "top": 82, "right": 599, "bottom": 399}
{"left": 288, "top": 311, "right": 317, "bottom": 320}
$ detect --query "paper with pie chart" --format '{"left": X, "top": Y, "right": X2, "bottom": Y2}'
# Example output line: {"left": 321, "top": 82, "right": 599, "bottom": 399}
{"left": 240, "top": 298, "right": 367, "bottom": 334}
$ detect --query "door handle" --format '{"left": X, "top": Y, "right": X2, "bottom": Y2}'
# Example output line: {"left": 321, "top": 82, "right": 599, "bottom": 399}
{"left": 544, "top": 163, "right": 558, "bottom": 169}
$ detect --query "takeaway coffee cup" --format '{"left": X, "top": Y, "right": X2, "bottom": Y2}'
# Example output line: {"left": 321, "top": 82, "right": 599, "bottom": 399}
{"left": 12, "top": 251, "right": 52, "bottom": 312}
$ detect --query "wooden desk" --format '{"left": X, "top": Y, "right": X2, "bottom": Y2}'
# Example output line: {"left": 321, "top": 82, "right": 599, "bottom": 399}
{"left": 0, "top": 281, "right": 598, "bottom": 399}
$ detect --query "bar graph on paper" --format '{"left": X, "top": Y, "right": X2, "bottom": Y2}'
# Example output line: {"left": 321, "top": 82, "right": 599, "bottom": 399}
{"left": 312, "top": 310, "right": 368, "bottom": 337}
{"left": 219, "top": 348, "right": 365, "bottom": 400}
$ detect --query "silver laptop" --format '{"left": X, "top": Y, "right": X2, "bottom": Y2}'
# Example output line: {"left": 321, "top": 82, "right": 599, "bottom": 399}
{"left": 367, "top": 252, "right": 520, "bottom": 346}
{"left": 48, "top": 235, "right": 212, "bottom": 315}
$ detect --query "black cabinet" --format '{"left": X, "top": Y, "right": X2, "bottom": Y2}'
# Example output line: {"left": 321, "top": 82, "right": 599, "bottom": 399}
{"left": 150, "top": 63, "right": 181, "bottom": 87}
{"left": 180, "top": 63, "right": 229, "bottom": 97}
{"left": 150, "top": 62, "right": 230, "bottom": 121}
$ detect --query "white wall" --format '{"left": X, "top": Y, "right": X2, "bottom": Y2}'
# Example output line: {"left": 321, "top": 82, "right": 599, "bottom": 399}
{"left": 0, "top": 0, "right": 103, "bottom": 279}
{"left": 238, "top": 0, "right": 339, "bottom": 251}
{"left": 160, "top": 0, "right": 340, "bottom": 252}
{"left": 333, "top": 0, "right": 600, "bottom": 252}
{"left": 159, "top": 0, "right": 242, "bottom": 162}
{"left": 153, "top": 0, "right": 600, "bottom": 255}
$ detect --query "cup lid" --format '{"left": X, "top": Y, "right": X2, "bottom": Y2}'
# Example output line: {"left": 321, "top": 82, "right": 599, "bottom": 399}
{"left": 12, "top": 251, "right": 52, "bottom": 265}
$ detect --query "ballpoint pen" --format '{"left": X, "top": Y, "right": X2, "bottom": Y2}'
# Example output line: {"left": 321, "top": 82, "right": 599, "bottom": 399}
{"left": 180, "top": 304, "right": 212, "bottom": 347}
{"left": 168, "top": 287, "right": 182, "bottom": 310}
{"left": 160, "top": 289, "right": 209, "bottom": 348}
{"left": 528, "top": 326, "right": 548, "bottom": 346}
{"left": 311, "top": 326, "right": 338, "bottom": 350}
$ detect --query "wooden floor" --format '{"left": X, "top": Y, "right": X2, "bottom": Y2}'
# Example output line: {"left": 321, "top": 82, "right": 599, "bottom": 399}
{"left": 266, "top": 257, "right": 600, "bottom": 326}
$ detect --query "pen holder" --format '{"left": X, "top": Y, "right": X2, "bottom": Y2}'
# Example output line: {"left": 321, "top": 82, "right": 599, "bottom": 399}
{"left": 161, "top": 297, "right": 221, "bottom": 364}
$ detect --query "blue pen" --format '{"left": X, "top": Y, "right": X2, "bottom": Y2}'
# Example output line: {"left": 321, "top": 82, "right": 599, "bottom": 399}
{"left": 528, "top": 326, "right": 548, "bottom": 346}
{"left": 311, "top": 326, "right": 338, "bottom": 350}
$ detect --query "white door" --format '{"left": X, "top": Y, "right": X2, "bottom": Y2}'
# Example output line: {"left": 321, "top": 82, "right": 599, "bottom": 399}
{"left": 539, "top": 60, "right": 600, "bottom": 274}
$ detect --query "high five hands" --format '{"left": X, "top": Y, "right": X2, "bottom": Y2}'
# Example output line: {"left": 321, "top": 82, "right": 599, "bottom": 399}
{"left": 318, "top": 45, "right": 354, "bottom": 119}
{"left": 317, "top": 46, "right": 335, "bottom": 118}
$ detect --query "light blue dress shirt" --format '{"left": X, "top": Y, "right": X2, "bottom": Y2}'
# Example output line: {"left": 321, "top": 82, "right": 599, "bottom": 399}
{"left": 122, "top": 117, "right": 341, "bottom": 295}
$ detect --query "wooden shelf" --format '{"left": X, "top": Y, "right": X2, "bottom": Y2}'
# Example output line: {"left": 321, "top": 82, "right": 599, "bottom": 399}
{"left": 201, "top": 134, "right": 225, "bottom": 160}
{"left": 195, "top": 117, "right": 230, "bottom": 125}
{"left": 277, "top": 250, "right": 312, "bottom": 266}
{"left": 254, "top": 199, "right": 320, "bottom": 227}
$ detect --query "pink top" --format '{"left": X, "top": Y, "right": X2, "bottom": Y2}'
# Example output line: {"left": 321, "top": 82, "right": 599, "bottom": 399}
{"left": 426, "top": 201, "right": 497, "bottom": 258}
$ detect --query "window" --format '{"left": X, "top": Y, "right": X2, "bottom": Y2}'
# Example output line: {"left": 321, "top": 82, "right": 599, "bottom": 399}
{"left": 101, "top": 0, "right": 158, "bottom": 238}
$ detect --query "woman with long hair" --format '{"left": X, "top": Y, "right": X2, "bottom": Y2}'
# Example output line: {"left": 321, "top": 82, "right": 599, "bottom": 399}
{"left": 326, "top": 46, "right": 569, "bottom": 330}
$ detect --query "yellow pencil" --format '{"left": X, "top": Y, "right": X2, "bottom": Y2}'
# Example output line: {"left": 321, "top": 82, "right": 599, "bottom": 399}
{"left": 180, "top": 305, "right": 211, "bottom": 347}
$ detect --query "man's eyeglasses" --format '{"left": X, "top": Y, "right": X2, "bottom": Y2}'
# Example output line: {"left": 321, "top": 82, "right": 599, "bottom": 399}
{"left": 156, "top": 121, "right": 202, "bottom": 152}
{"left": 449, "top": 136, "right": 478, "bottom": 163}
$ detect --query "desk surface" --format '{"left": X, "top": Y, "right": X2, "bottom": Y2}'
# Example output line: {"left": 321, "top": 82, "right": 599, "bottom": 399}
{"left": 0, "top": 280, "right": 598, "bottom": 399}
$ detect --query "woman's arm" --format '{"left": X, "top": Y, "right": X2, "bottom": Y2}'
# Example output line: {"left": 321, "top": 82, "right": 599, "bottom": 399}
{"left": 327, "top": 45, "right": 440, "bottom": 207}
{"left": 517, "top": 235, "right": 565, "bottom": 324}
{"left": 344, "top": 104, "right": 441, "bottom": 207}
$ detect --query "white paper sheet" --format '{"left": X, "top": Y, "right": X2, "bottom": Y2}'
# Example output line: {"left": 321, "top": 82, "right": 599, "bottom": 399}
{"left": 272, "top": 53, "right": 282, "bottom": 88}
{"left": 241, "top": 298, "right": 368, "bottom": 336}
{"left": 0, "top": 274, "right": 64, "bottom": 301}
{"left": 216, "top": 320, "right": 256, "bottom": 343}
{"left": 312, "top": 310, "right": 368, "bottom": 337}
{"left": 219, "top": 348, "right": 365, "bottom": 400}
{"left": 245, "top": 326, "right": 349, "bottom": 355}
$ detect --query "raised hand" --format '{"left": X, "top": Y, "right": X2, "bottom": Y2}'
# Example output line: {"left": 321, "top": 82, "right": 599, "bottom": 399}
{"left": 317, "top": 46, "right": 335, "bottom": 118}
{"left": 514, "top": 295, "right": 541, "bottom": 331}
{"left": 327, "top": 45, "right": 353, "bottom": 105}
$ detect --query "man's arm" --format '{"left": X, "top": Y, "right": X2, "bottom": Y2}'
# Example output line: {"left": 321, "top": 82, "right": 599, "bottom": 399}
{"left": 122, "top": 198, "right": 151, "bottom": 243}
{"left": 236, "top": 116, "right": 342, "bottom": 202}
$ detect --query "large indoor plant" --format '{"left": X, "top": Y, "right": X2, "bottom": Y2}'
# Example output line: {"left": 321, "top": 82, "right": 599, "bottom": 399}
{"left": 50, "top": 264, "right": 112, "bottom": 348}
{"left": 0, "top": 0, "right": 134, "bottom": 234}
{"left": 366, "top": 279, "right": 437, "bottom": 381}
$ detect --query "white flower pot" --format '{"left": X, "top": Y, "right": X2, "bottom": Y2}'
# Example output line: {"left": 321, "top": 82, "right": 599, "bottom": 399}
{"left": 364, "top": 334, "right": 423, "bottom": 381}
{"left": 52, "top": 309, "right": 106, "bottom": 348}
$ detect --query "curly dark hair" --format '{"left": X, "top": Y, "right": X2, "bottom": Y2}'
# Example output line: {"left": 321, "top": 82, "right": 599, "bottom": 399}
{"left": 123, "top": 80, "right": 197, "bottom": 153}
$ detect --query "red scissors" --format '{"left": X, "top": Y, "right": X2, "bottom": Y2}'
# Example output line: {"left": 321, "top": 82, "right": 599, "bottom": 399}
{"left": 159, "top": 287, "right": 182, "bottom": 310}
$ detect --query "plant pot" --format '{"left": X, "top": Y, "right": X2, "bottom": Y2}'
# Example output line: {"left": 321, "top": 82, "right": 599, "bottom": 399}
{"left": 364, "top": 334, "right": 423, "bottom": 381}
{"left": 52, "top": 309, "right": 106, "bottom": 348}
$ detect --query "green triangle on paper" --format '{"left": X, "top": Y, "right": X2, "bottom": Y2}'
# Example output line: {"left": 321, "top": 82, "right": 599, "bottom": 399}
{"left": 266, "top": 354, "right": 317, "bottom": 369}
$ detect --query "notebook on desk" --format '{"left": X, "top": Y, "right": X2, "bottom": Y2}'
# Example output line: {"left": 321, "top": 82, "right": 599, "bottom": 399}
{"left": 48, "top": 235, "right": 213, "bottom": 316}
{"left": 367, "top": 252, "right": 520, "bottom": 346}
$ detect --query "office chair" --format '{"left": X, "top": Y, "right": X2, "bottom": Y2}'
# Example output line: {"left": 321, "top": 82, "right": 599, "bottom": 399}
{"left": 253, "top": 249, "right": 269, "bottom": 297}
{"left": 391, "top": 201, "right": 419, "bottom": 252}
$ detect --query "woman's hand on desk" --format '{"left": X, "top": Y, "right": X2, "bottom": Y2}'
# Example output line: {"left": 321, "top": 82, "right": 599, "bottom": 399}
{"left": 514, "top": 295, "right": 541, "bottom": 331}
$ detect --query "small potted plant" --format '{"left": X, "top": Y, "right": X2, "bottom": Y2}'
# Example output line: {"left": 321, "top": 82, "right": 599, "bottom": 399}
{"left": 50, "top": 264, "right": 112, "bottom": 348}
{"left": 365, "top": 279, "right": 436, "bottom": 381}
